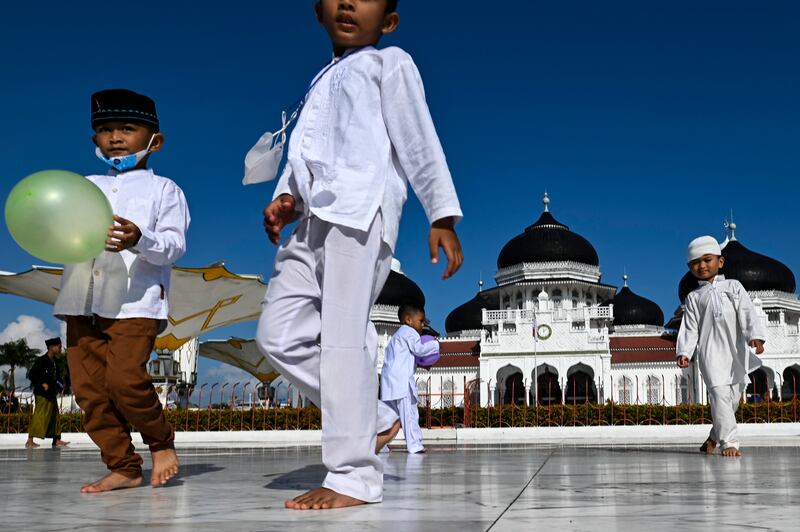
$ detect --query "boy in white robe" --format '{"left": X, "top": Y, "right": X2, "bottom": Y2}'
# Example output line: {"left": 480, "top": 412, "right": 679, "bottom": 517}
{"left": 255, "top": 0, "right": 463, "bottom": 510}
{"left": 380, "top": 304, "right": 439, "bottom": 454}
{"left": 676, "top": 236, "right": 766, "bottom": 456}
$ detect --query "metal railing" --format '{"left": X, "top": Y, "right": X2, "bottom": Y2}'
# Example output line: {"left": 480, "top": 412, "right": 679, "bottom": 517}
{"left": 2, "top": 373, "right": 797, "bottom": 433}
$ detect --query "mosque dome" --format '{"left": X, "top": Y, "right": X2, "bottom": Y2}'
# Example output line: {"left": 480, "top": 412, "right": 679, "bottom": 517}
{"left": 602, "top": 275, "right": 664, "bottom": 327}
{"left": 376, "top": 268, "right": 425, "bottom": 308}
{"left": 445, "top": 288, "right": 499, "bottom": 334}
{"left": 497, "top": 193, "right": 599, "bottom": 269}
{"left": 678, "top": 227, "right": 796, "bottom": 302}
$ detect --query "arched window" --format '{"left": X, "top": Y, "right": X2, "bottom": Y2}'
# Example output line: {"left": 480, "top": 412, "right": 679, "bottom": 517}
{"left": 617, "top": 376, "right": 633, "bottom": 405}
{"left": 417, "top": 380, "right": 430, "bottom": 407}
{"left": 442, "top": 379, "right": 455, "bottom": 408}
{"left": 646, "top": 376, "right": 662, "bottom": 404}
{"left": 680, "top": 376, "right": 689, "bottom": 404}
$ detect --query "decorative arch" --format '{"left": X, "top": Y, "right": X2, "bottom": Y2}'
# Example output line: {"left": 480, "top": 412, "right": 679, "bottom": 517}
{"left": 496, "top": 364, "right": 524, "bottom": 406}
{"left": 442, "top": 378, "right": 455, "bottom": 408}
{"left": 617, "top": 376, "right": 633, "bottom": 405}
{"left": 781, "top": 365, "right": 800, "bottom": 401}
{"left": 566, "top": 363, "right": 597, "bottom": 404}
{"left": 532, "top": 363, "right": 561, "bottom": 405}
{"left": 747, "top": 367, "right": 777, "bottom": 403}
{"left": 645, "top": 375, "right": 663, "bottom": 404}
{"left": 416, "top": 379, "right": 430, "bottom": 407}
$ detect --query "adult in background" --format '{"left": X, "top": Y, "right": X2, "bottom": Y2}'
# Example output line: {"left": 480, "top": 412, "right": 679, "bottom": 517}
{"left": 26, "top": 337, "right": 69, "bottom": 449}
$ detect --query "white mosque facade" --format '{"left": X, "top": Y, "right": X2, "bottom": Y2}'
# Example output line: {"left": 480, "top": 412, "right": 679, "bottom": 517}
{"left": 368, "top": 195, "right": 800, "bottom": 410}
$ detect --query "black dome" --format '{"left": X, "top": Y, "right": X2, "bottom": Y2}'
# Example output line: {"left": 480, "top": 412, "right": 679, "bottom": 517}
{"left": 445, "top": 290, "right": 499, "bottom": 334}
{"left": 602, "top": 283, "right": 664, "bottom": 327}
{"left": 376, "top": 270, "right": 425, "bottom": 308}
{"left": 678, "top": 239, "right": 796, "bottom": 302}
{"left": 497, "top": 206, "right": 599, "bottom": 269}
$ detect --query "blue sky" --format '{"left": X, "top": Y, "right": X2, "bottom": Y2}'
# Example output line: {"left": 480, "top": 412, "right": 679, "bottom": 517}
{"left": 1, "top": 1, "right": 798, "bottom": 387}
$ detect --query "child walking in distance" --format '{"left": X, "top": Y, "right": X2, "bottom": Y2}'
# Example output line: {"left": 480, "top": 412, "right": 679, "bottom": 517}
{"left": 54, "top": 89, "right": 190, "bottom": 492}
{"left": 380, "top": 304, "right": 438, "bottom": 454}
{"left": 26, "top": 337, "right": 69, "bottom": 449}
{"left": 255, "top": 0, "right": 463, "bottom": 510}
{"left": 676, "top": 236, "right": 766, "bottom": 457}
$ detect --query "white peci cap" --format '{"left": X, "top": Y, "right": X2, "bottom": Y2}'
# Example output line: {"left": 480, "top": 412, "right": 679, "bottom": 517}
{"left": 687, "top": 235, "right": 722, "bottom": 262}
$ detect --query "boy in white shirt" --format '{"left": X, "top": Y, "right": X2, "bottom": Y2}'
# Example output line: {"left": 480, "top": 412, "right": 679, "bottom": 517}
{"left": 256, "top": 0, "right": 463, "bottom": 510}
{"left": 676, "top": 236, "right": 766, "bottom": 457}
{"left": 54, "top": 89, "right": 190, "bottom": 492}
{"left": 380, "top": 304, "right": 439, "bottom": 454}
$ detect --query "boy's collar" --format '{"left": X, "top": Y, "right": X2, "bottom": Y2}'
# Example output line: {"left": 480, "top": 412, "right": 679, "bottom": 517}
{"left": 331, "top": 45, "right": 374, "bottom": 61}
{"left": 698, "top": 274, "right": 726, "bottom": 286}
{"left": 106, "top": 167, "right": 152, "bottom": 178}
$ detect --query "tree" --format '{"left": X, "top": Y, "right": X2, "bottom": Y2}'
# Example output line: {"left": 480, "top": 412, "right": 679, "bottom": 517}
{"left": 0, "top": 339, "right": 40, "bottom": 391}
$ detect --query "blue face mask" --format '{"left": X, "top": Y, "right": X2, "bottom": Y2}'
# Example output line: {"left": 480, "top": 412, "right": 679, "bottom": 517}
{"left": 95, "top": 134, "right": 155, "bottom": 172}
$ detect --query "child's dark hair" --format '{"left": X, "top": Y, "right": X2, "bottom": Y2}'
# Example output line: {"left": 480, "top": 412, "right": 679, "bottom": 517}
{"left": 398, "top": 302, "right": 423, "bottom": 322}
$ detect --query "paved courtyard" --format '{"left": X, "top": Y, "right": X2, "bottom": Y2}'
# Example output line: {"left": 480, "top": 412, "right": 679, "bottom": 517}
{"left": 2, "top": 442, "right": 799, "bottom": 531}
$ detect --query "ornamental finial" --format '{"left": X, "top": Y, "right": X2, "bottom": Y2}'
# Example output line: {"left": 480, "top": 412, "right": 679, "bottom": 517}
{"left": 543, "top": 191, "right": 550, "bottom": 212}
{"left": 724, "top": 210, "right": 737, "bottom": 241}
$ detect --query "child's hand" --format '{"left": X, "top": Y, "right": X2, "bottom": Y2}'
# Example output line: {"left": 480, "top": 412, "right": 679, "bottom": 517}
{"left": 750, "top": 339, "right": 765, "bottom": 354}
{"left": 263, "top": 194, "right": 298, "bottom": 245}
{"left": 107, "top": 215, "right": 142, "bottom": 252}
{"left": 677, "top": 356, "right": 690, "bottom": 368}
{"left": 429, "top": 217, "right": 463, "bottom": 280}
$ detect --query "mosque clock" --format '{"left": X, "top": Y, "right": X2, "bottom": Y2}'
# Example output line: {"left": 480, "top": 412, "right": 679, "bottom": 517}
{"left": 536, "top": 324, "right": 552, "bottom": 340}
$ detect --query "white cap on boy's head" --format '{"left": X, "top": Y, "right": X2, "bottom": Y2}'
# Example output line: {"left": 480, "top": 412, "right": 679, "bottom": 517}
{"left": 687, "top": 236, "right": 722, "bottom": 262}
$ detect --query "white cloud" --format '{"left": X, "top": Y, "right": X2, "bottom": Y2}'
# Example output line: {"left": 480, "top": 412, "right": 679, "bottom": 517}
{"left": 0, "top": 314, "right": 59, "bottom": 349}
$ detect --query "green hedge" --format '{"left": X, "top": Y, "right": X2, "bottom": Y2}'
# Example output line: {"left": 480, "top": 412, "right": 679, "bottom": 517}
{"left": 3, "top": 401, "right": 798, "bottom": 433}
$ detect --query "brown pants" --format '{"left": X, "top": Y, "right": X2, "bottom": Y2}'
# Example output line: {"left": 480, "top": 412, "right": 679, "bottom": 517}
{"left": 66, "top": 315, "right": 174, "bottom": 478}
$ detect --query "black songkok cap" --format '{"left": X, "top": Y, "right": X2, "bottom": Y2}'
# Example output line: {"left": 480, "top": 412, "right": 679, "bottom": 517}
{"left": 44, "top": 337, "right": 62, "bottom": 348}
{"left": 91, "top": 89, "right": 159, "bottom": 131}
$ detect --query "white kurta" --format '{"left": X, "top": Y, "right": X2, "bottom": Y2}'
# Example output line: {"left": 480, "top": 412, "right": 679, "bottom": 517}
{"left": 273, "top": 46, "right": 463, "bottom": 252}
{"left": 380, "top": 325, "right": 439, "bottom": 401}
{"left": 676, "top": 275, "right": 767, "bottom": 388}
{"left": 53, "top": 169, "right": 190, "bottom": 321}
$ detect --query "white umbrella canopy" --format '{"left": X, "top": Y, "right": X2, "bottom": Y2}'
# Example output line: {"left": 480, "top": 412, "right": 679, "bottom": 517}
{"left": 199, "top": 337, "right": 277, "bottom": 382}
{"left": 0, "top": 263, "right": 267, "bottom": 351}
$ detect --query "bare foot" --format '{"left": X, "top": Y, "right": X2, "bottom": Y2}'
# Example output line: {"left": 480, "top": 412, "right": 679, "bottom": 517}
{"left": 376, "top": 420, "right": 401, "bottom": 453}
{"left": 699, "top": 438, "right": 716, "bottom": 454}
{"left": 81, "top": 472, "right": 143, "bottom": 493}
{"left": 721, "top": 447, "right": 743, "bottom": 457}
{"left": 285, "top": 487, "right": 367, "bottom": 510}
{"left": 25, "top": 440, "right": 40, "bottom": 449}
{"left": 151, "top": 448, "right": 180, "bottom": 487}
{"left": 53, "top": 440, "right": 70, "bottom": 448}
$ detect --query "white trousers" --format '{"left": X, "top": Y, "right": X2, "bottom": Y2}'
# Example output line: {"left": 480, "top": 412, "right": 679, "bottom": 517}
{"left": 384, "top": 396, "right": 424, "bottom": 453}
{"left": 256, "top": 213, "right": 398, "bottom": 502}
{"left": 708, "top": 383, "right": 745, "bottom": 450}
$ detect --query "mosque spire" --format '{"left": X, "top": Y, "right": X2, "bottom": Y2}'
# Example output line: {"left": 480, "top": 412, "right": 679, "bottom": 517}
{"left": 724, "top": 210, "right": 737, "bottom": 242}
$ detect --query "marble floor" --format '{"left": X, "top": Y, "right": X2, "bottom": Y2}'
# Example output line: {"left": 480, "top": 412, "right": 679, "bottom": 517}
{"left": 2, "top": 443, "right": 799, "bottom": 532}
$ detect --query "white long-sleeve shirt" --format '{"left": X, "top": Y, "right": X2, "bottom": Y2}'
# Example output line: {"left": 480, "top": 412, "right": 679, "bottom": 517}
{"left": 53, "top": 169, "right": 190, "bottom": 321}
{"left": 380, "top": 325, "right": 439, "bottom": 401}
{"left": 273, "top": 46, "right": 462, "bottom": 252}
{"left": 676, "top": 275, "right": 766, "bottom": 388}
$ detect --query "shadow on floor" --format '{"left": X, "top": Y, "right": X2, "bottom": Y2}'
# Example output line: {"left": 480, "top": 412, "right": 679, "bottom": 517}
{"left": 145, "top": 462, "right": 225, "bottom": 487}
{"left": 264, "top": 464, "right": 327, "bottom": 490}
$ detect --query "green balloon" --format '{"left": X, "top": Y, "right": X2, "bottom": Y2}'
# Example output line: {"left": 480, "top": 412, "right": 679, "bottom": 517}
{"left": 5, "top": 170, "right": 113, "bottom": 264}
